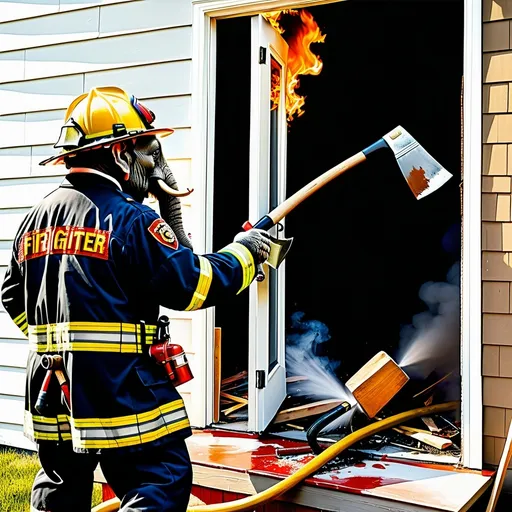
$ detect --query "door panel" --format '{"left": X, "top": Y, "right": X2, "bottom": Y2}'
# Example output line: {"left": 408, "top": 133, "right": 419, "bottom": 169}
{"left": 248, "top": 14, "right": 288, "bottom": 433}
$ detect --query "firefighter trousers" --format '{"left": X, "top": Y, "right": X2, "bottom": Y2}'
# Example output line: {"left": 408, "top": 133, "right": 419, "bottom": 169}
{"left": 31, "top": 438, "right": 193, "bottom": 512}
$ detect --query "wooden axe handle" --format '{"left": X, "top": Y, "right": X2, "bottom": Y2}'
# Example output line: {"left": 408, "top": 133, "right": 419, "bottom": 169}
{"left": 245, "top": 151, "right": 367, "bottom": 281}
{"left": 271, "top": 151, "right": 367, "bottom": 227}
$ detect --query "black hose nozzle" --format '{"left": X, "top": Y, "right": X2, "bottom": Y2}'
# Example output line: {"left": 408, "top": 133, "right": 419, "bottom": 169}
{"left": 306, "top": 401, "right": 352, "bottom": 455}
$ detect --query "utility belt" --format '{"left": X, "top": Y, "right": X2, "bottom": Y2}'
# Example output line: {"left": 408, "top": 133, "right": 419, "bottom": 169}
{"left": 33, "top": 317, "right": 193, "bottom": 415}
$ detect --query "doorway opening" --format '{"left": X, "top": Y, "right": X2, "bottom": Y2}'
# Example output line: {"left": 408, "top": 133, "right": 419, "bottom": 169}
{"left": 212, "top": 0, "right": 463, "bottom": 462}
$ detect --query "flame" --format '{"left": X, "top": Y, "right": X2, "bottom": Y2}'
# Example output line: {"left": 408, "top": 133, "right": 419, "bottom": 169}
{"left": 263, "top": 9, "right": 326, "bottom": 123}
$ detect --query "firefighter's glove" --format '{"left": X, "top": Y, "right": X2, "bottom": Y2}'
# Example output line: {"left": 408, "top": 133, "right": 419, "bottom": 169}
{"left": 234, "top": 229, "right": 271, "bottom": 265}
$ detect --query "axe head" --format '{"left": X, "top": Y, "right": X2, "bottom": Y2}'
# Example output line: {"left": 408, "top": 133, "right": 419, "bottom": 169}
{"left": 383, "top": 126, "right": 453, "bottom": 200}
{"left": 267, "top": 235, "right": 293, "bottom": 269}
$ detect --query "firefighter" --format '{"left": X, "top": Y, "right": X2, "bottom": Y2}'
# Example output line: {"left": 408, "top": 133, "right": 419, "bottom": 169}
{"left": 0, "top": 86, "right": 271, "bottom": 512}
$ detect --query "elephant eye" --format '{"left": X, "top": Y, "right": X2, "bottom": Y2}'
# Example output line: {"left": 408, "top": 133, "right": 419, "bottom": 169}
{"left": 153, "top": 148, "right": 161, "bottom": 160}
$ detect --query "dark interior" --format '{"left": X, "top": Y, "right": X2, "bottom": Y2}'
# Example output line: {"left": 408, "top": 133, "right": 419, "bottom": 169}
{"left": 213, "top": 0, "right": 463, "bottom": 414}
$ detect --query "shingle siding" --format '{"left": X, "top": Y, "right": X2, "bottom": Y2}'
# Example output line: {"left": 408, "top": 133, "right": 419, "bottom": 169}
{"left": 483, "top": 0, "right": 512, "bottom": 468}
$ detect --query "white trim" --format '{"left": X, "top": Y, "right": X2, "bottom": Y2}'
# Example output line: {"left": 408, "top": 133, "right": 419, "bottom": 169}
{"left": 191, "top": 0, "right": 345, "bottom": 430}
{"left": 192, "top": 0, "right": 480, "bottom": 461}
{"left": 461, "top": 0, "right": 482, "bottom": 470}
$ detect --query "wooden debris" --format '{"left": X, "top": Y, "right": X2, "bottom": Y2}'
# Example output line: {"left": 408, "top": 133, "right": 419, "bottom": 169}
{"left": 273, "top": 399, "right": 344, "bottom": 424}
{"left": 413, "top": 371, "right": 453, "bottom": 399}
{"left": 285, "top": 423, "right": 305, "bottom": 431}
{"left": 421, "top": 416, "right": 441, "bottom": 433}
{"left": 214, "top": 328, "right": 222, "bottom": 423}
{"left": 219, "top": 368, "right": 249, "bottom": 419}
{"left": 394, "top": 425, "right": 453, "bottom": 450}
{"left": 220, "top": 392, "right": 248, "bottom": 405}
{"left": 221, "top": 371, "right": 248, "bottom": 387}
{"left": 485, "top": 419, "right": 512, "bottom": 512}
{"left": 222, "top": 402, "right": 247, "bottom": 416}
{"left": 345, "top": 351, "right": 409, "bottom": 419}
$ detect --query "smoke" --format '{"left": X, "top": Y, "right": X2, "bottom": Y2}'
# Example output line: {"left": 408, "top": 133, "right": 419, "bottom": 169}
{"left": 395, "top": 261, "right": 461, "bottom": 399}
{"left": 286, "top": 311, "right": 353, "bottom": 403}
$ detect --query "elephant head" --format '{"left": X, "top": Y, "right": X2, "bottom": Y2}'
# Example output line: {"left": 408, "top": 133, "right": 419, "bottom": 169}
{"left": 113, "top": 136, "right": 194, "bottom": 250}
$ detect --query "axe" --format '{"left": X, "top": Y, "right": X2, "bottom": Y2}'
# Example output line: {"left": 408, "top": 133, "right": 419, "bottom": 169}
{"left": 243, "top": 125, "right": 453, "bottom": 281}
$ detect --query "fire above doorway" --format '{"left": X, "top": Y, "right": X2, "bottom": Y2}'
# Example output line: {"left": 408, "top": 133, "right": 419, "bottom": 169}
{"left": 263, "top": 9, "right": 326, "bottom": 123}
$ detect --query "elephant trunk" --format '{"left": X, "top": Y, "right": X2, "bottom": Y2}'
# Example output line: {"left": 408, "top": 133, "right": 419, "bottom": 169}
{"left": 150, "top": 161, "right": 193, "bottom": 251}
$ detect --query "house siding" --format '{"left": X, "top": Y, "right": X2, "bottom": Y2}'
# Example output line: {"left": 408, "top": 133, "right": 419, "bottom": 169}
{"left": 0, "top": 0, "right": 195, "bottom": 451}
{"left": 482, "top": 0, "right": 512, "bottom": 467}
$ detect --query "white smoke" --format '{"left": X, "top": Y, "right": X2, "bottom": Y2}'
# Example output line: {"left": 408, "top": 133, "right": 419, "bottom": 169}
{"left": 395, "top": 261, "right": 461, "bottom": 399}
{"left": 286, "top": 311, "right": 353, "bottom": 403}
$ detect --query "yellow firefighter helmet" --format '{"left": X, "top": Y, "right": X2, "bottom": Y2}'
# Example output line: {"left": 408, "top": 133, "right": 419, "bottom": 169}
{"left": 40, "top": 86, "right": 173, "bottom": 166}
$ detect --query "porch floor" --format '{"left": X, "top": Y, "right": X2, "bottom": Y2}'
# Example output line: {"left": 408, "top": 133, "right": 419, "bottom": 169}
{"left": 185, "top": 429, "right": 493, "bottom": 512}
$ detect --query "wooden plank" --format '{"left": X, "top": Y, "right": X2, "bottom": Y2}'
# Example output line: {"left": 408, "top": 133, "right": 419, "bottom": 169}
{"left": 273, "top": 399, "right": 343, "bottom": 424}
{"left": 0, "top": 423, "right": 36, "bottom": 451}
{"left": 85, "top": 61, "right": 191, "bottom": 100}
{"left": 222, "top": 402, "right": 246, "bottom": 416}
{"left": 23, "top": 27, "right": 192, "bottom": 82}
{"left": 221, "top": 370, "right": 248, "bottom": 387}
{"left": 0, "top": 311, "right": 25, "bottom": 340}
{"left": 0, "top": 395, "right": 25, "bottom": 424}
{"left": 393, "top": 426, "right": 453, "bottom": 451}
{"left": 0, "top": 75, "right": 84, "bottom": 116}
{"left": 485, "top": 419, "right": 512, "bottom": 512}
{"left": 0, "top": 210, "right": 29, "bottom": 241}
{"left": 0, "top": 51, "right": 24, "bottom": 83}
{"left": 365, "top": 472, "right": 492, "bottom": 512}
{"left": 214, "top": 327, "right": 221, "bottom": 423}
{"left": 0, "top": 0, "right": 59, "bottom": 24}
{"left": 0, "top": 8, "right": 100, "bottom": 53}
{"left": 220, "top": 392, "right": 248, "bottom": 405}
{"left": 0, "top": 367, "right": 26, "bottom": 397}
{"left": 345, "top": 351, "right": 409, "bottom": 419}
{"left": 99, "top": 0, "right": 191, "bottom": 36}
{"left": 0, "top": 246, "right": 12, "bottom": 266}
{"left": 0, "top": 0, "right": 134, "bottom": 24}
{"left": 0, "top": 340, "right": 29, "bottom": 368}
{"left": 0, "top": 147, "right": 31, "bottom": 178}
{"left": 0, "top": 179, "right": 63, "bottom": 209}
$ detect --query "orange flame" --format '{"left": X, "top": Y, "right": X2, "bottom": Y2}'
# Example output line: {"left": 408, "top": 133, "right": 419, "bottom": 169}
{"left": 263, "top": 9, "right": 326, "bottom": 123}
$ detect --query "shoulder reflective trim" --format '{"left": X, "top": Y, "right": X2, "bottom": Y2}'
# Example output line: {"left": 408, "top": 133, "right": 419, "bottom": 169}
{"left": 185, "top": 256, "right": 213, "bottom": 311}
{"left": 24, "top": 398, "right": 190, "bottom": 449}
{"left": 218, "top": 242, "right": 255, "bottom": 293}
{"left": 27, "top": 321, "right": 157, "bottom": 353}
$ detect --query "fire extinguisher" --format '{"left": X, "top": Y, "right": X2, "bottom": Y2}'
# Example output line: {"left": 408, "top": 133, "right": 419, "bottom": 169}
{"left": 149, "top": 315, "right": 194, "bottom": 387}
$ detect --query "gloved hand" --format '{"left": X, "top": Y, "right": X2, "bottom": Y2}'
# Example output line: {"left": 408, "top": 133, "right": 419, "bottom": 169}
{"left": 234, "top": 229, "right": 271, "bottom": 265}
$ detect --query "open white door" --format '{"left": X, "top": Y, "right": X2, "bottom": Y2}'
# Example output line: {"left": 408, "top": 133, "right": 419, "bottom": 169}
{"left": 248, "top": 14, "right": 289, "bottom": 433}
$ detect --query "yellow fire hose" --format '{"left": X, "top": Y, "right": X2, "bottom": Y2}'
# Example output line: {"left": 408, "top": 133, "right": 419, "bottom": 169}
{"left": 92, "top": 401, "right": 458, "bottom": 512}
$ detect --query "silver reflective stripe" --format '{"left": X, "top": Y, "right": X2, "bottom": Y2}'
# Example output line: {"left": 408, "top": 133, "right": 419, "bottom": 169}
{"left": 74, "top": 408, "right": 187, "bottom": 440}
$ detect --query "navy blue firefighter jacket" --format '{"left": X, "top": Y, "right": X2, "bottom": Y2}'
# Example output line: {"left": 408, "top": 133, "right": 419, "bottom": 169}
{"left": 0, "top": 169, "right": 257, "bottom": 452}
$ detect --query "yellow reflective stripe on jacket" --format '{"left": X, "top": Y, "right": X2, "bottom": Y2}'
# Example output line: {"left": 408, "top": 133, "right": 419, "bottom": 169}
{"left": 218, "top": 242, "right": 255, "bottom": 293}
{"left": 185, "top": 256, "right": 213, "bottom": 311}
{"left": 24, "top": 412, "right": 72, "bottom": 442}
{"left": 24, "top": 398, "right": 189, "bottom": 449}
{"left": 13, "top": 311, "right": 28, "bottom": 336}
{"left": 27, "top": 321, "right": 157, "bottom": 353}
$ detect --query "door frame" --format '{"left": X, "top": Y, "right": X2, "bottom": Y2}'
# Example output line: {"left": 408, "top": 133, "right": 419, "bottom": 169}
{"left": 190, "top": 0, "right": 482, "bottom": 469}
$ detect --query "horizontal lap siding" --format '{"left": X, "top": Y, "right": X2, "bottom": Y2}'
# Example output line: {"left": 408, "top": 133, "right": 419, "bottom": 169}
{"left": 0, "top": 0, "right": 194, "bottom": 450}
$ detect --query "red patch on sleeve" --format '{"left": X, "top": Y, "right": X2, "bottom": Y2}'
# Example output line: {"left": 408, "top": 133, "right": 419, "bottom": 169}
{"left": 148, "top": 219, "right": 179, "bottom": 250}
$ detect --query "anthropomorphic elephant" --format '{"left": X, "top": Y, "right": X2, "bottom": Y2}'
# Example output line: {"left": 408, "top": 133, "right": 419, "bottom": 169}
{"left": 1, "top": 86, "right": 270, "bottom": 512}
